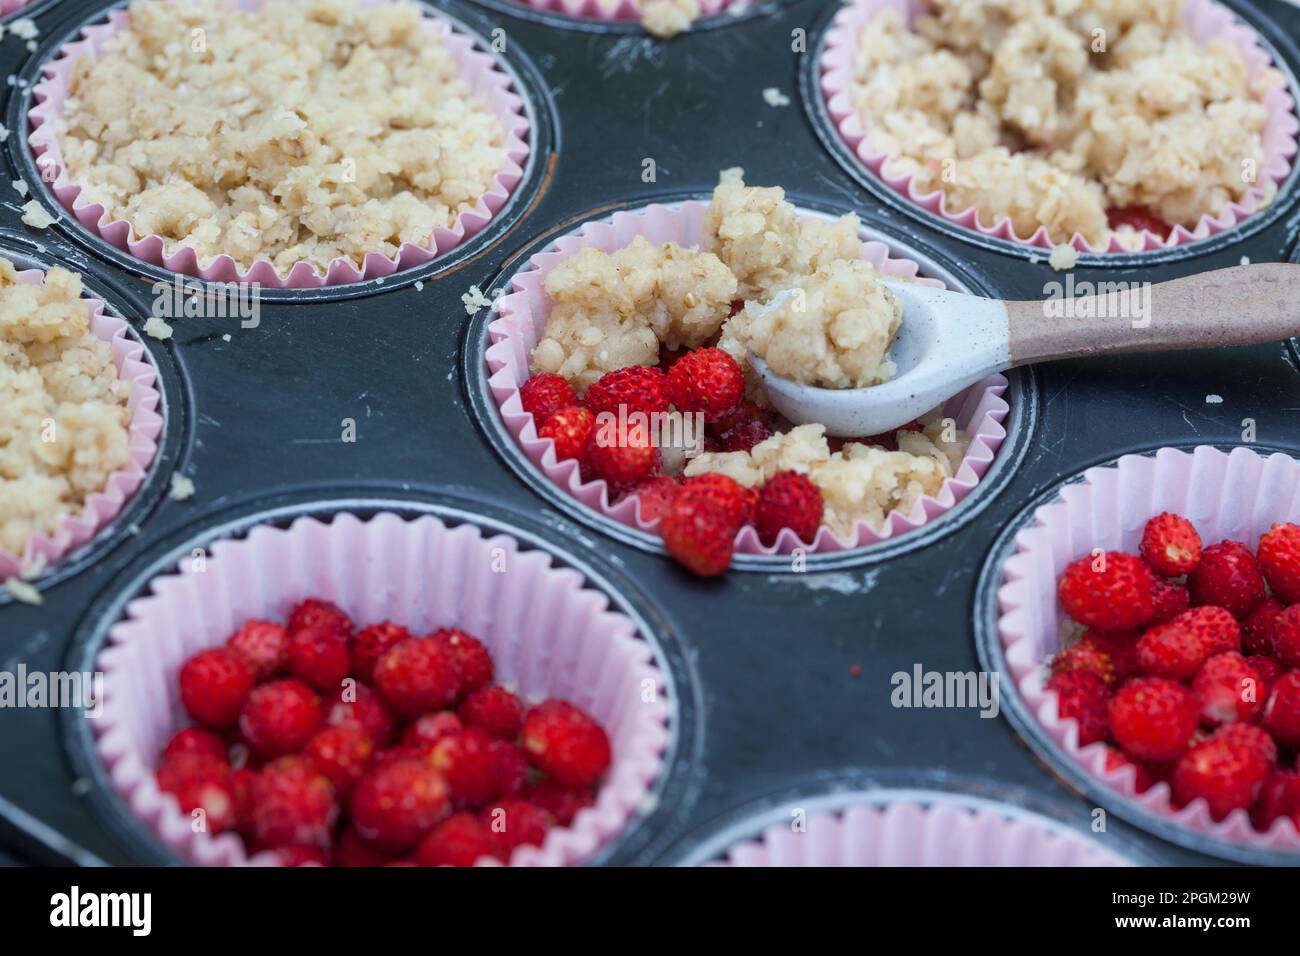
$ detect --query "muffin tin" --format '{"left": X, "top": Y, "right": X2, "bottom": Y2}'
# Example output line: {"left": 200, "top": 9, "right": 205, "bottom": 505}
{"left": 0, "top": 0, "right": 1298, "bottom": 866}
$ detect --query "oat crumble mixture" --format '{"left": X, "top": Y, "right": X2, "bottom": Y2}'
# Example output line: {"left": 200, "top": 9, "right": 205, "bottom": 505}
{"left": 0, "top": 259, "right": 131, "bottom": 557}
{"left": 848, "top": 0, "right": 1285, "bottom": 247}
{"left": 52, "top": 0, "right": 510, "bottom": 275}
{"left": 530, "top": 170, "right": 970, "bottom": 538}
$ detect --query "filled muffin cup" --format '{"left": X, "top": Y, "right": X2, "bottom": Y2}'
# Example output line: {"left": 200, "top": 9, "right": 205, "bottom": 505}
{"left": 997, "top": 445, "right": 1300, "bottom": 856}
{"left": 485, "top": 199, "right": 1010, "bottom": 558}
{"left": 0, "top": 267, "right": 163, "bottom": 581}
{"left": 91, "top": 509, "right": 671, "bottom": 865}
{"left": 27, "top": 0, "right": 531, "bottom": 288}
{"left": 819, "top": 0, "right": 1299, "bottom": 254}
{"left": 699, "top": 790, "right": 1134, "bottom": 866}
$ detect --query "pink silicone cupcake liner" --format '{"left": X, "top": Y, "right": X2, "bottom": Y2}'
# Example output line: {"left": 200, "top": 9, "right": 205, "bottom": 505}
{"left": 485, "top": 200, "right": 1010, "bottom": 557}
{"left": 92, "top": 510, "right": 671, "bottom": 866}
{"left": 1, "top": 1, "right": 34, "bottom": 15}
{"left": 998, "top": 444, "right": 1300, "bottom": 854}
{"left": 507, "top": 0, "right": 733, "bottom": 23}
{"left": 819, "top": 0, "right": 1300, "bottom": 254}
{"left": 708, "top": 791, "right": 1132, "bottom": 866}
{"left": 0, "top": 268, "right": 162, "bottom": 581}
{"left": 27, "top": 0, "right": 531, "bottom": 288}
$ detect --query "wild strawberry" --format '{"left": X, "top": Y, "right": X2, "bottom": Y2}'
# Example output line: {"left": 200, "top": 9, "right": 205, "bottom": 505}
{"left": 287, "top": 598, "right": 353, "bottom": 637}
{"left": 1192, "top": 652, "right": 1263, "bottom": 725}
{"left": 1253, "top": 771, "right": 1300, "bottom": 830}
{"left": 1187, "top": 540, "right": 1266, "bottom": 618}
{"left": 627, "top": 476, "right": 679, "bottom": 522}
{"left": 1136, "top": 619, "right": 1206, "bottom": 680}
{"left": 351, "top": 758, "right": 451, "bottom": 852}
{"left": 374, "top": 637, "right": 461, "bottom": 718}
{"left": 1051, "top": 631, "right": 1140, "bottom": 687}
{"left": 333, "top": 827, "right": 395, "bottom": 867}
{"left": 430, "top": 728, "right": 513, "bottom": 807}
{"left": 1263, "top": 671, "right": 1300, "bottom": 746}
{"left": 179, "top": 648, "right": 254, "bottom": 730}
{"left": 1102, "top": 747, "right": 1159, "bottom": 793}
{"left": 1057, "top": 552, "right": 1156, "bottom": 632}
{"left": 1108, "top": 677, "right": 1198, "bottom": 763}
{"left": 403, "top": 712, "right": 463, "bottom": 748}
{"left": 459, "top": 685, "right": 524, "bottom": 740}
{"left": 351, "top": 621, "right": 411, "bottom": 684}
{"left": 428, "top": 628, "right": 493, "bottom": 696}
{"left": 527, "top": 779, "right": 595, "bottom": 826}
{"left": 481, "top": 800, "right": 553, "bottom": 859}
{"left": 1179, "top": 606, "right": 1242, "bottom": 656}
{"left": 1271, "top": 605, "right": 1300, "bottom": 669}
{"left": 1149, "top": 579, "right": 1191, "bottom": 625}
{"left": 1258, "top": 522, "right": 1300, "bottom": 604}
{"left": 414, "top": 812, "right": 496, "bottom": 867}
{"left": 1245, "top": 654, "right": 1281, "bottom": 690}
{"left": 521, "top": 700, "right": 611, "bottom": 789}
{"left": 519, "top": 373, "right": 578, "bottom": 423}
{"left": 325, "top": 683, "right": 396, "bottom": 747}
{"left": 1172, "top": 731, "right": 1272, "bottom": 820}
{"left": 1243, "top": 598, "right": 1284, "bottom": 657}
{"left": 538, "top": 406, "right": 595, "bottom": 462}
{"left": 156, "top": 753, "right": 239, "bottom": 834}
{"left": 287, "top": 624, "right": 351, "bottom": 693}
{"left": 711, "top": 401, "right": 774, "bottom": 453}
{"left": 304, "top": 725, "right": 374, "bottom": 795}
{"left": 1107, "top": 205, "right": 1169, "bottom": 237}
{"left": 1045, "top": 670, "right": 1109, "bottom": 746}
{"left": 246, "top": 756, "right": 337, "bottom": 851}
{"left": 226, "top": 620, "right": 289, "bottom": 681}
{"left": 666, "top": 348, "right": 744, "bottom": 422}
{"left": 1213, "top": 721, "right": 1278, "bottom": 767}
{"left": 161, "top": 727, "right": 228, "bottom": 766}
{"left": 676, "top": 472, "right": 757, "bottom": 527}
{"left": 240, "top": 679, "right": 322, "bottom": 757}
{"left": 582, "top": 366, "right": 670, "bottom": 419}
{"left": 1139, "top": 513, "right": 1202, "bottom": 577}
{"left": 754, "top": 471, "right": 824, "bottom": 546}
{"left": 587, "top": 427, "right": 661, "bottom": 485}
{"left": 661, "top": 494, "right": 738, "bottom": 577}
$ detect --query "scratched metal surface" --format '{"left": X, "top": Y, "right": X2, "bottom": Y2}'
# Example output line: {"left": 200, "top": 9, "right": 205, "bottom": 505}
{"left": 0, "top": 0, "right": 1296, "bottom": 867}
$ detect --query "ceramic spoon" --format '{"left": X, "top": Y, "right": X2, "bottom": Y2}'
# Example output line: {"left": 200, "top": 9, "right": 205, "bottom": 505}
{"left": 749, "top": 264, "right": 1300, "bottom": 437}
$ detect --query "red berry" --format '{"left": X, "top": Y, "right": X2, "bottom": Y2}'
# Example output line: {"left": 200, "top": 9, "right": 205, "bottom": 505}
{"left": 582, "top": 366, "right": 670, "bottom": 420}
{"left": 1107, "top": 205, "right": 1169, "bottom": 237}
{"left": 520, "top": 700, "right": 612, "bottom": 789}
{"left": 481, "top": 800, "right": 553, "bottom": 859}
{"left": 324, "top": 683, "right": 397, "bottom": 747}
{"left": 179, "top": 648, "right": 254, "bottom": 730}
{"left": 373, "top": 637, "right": 461, "bottom": 718}
{"left": 1263, "top": 671, "right": 1300, "bottom": 746}
{"left": 1102, "top": 747, "right": 1159, "bottom": 793}
{"left": 676, "top": 472, "right": 756, "bottom": 527}
{"left": 350, "top": 758, "right": 451, "bottom": 852}
{"left": 333, "top": 827, "right": 395, "bottom": 867}
{"left": 1139, "top": 513, "right": 1202, "bottom": 577}
{"left": 587, "top": 426, "right": 661, "bottom": 485}
{"left": 1183, "top": 606, "right": 1242, "bottom": 656}
{"left": 430, "top": 628, "right": 494, "bottom": 697}
{"left": 1188, "top": 540, "right": 1266, "bottom": 618}
{"left": 414, "top": 812, "right": 496, "bottom": 867}
{"left": 527, "top": 779, "right": 595, "bottom": 826}
{"left": 1149, "top": 578, "right": 1191, "bottom": 625}
{"left": 240, "top": 679, "right": 322, "bottom": 757}
{"left": 1057, "top": 552, "right": 1156, "bottom": 632}
{"left": 1136, "top": 619, "right": 1207, "bottom": 680}
{"left": 660, "top": 494, "right": 738, "bottom": 577}
{"left": 351, "top": 622, "right": 411, "bottom": 684}
{"left": 287, "top": 624, "right": 351, "bottom": 693}
{"left": 161, "top": 727, "right": 229, "bottom": 766}
{"left": 304, "top": 725, "right": 374, "bottom": 795}
{"left": 538, "top": 406, "right": 595, "bottom": 462}
{"left": 754, "top": 471, "right": 824, "bottom": 546}
{"left": 156, "top": 753, "right": 239, "bottom": 834}
{"left": 494, "top": 743, "right": 530, "bottom": 799}
{"left": 1108, "top": 677, "right": 1199, "bottom": 763}
{"left": 716, "top": 417, "right": 774, "bottom": 453}
{"left": 287, "top": 598, "right": 353, "bottom": 637}
{"left": 430, "top": 728, "right": 513, "bottom": 807}
{"left": 665, "top": 348, "right": 744, "bottom": 422}
{"left": 1172, "top": 731, "right": 1272, "bottom": 820}
{"left": 519, "top": 373, "right": 578, "bottom": 423}
{"left": 1051, "top": 631, "right": 1140, "bottom": 687}
{"left": 1246, "top": 654, "right": 1281, "bottom": 690}
{"left": 1271, "top": 605, "right": 1300, "bottom": 669}
{"left": 226, "top": 620, "right": 289, "bottom": 681}
{"left": 403, "top": 712, "right": 464, "bottom": 748}
{"left": 1192, "top": 652, "right": 1263, "bottom": 725}
{"left": 1258, "top": 522, "right": 1300, "bottom": 604}
{"left": 1243, "top": 598, "right": 1284, "bottom": 657}
{"left": 627, "top": 476, "right": 680, "bottom": 522}
{"left": 246, "top": 756, "right": 337, "bottom": 850}
{"left": 1253, "top": 771, "right": 1300, "bottom": 831}
{"left": 1045, "top": 670, "right": 1109, "bottom": 746}
{"left": 1213, "top": 721, "right": 1278, "bottom": 767}
{"left": 459, "top": 685, "right": 524, "bottom": 740}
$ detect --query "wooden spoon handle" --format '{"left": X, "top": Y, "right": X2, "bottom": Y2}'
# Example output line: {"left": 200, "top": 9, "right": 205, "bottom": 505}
{"left": 1006, "top": 263, "right": 1300, "bottom": 366}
